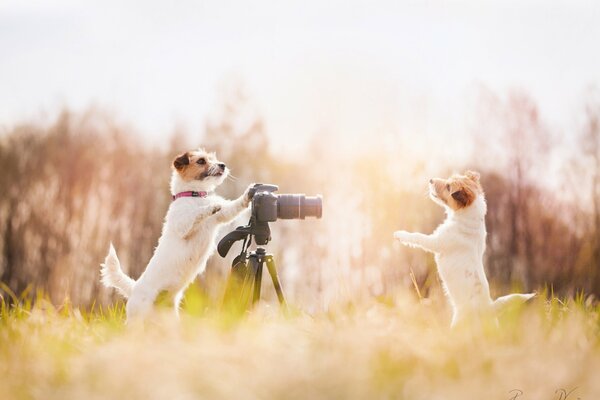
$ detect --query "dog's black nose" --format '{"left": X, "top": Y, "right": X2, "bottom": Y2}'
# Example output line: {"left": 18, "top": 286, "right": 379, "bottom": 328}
{"left": 219, "top": 163, "right": 226, "bottom": 170}
{"left": 429, "top": 179, "right": 433, "bottom": 184}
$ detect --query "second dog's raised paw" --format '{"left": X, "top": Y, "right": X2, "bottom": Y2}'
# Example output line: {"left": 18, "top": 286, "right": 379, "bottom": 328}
{"left": 393, "top": 230, "right": 410, "bottom": 241}
{"left": 394, "top": 230, "right": 418, "bottom": 248}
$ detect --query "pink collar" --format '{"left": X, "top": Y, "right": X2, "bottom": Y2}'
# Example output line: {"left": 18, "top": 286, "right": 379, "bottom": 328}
{"left": 172, "top": 191, "right": 209, "bottom": 201}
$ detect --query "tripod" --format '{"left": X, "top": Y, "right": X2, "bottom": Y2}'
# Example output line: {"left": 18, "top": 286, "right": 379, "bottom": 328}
{"left": 218, "top": 215, "right": 287, "bottom": 311}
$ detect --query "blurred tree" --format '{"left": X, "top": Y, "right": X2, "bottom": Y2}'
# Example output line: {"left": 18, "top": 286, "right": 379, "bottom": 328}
{"left": 0, "top": 109, "right": 170, "bottom": 305}
{"left": 472, "top": 90, "right": 553, "bottom": 291}
{"left": 580, "top": 94, "right": 600, "bottom": 295}
{"left": 1, "top": 87, "right": 599, "bottom": 308}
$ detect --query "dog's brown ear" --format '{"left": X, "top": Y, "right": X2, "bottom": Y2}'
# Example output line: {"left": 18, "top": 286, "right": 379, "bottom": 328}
{"left": 173, "top": 152, "right": 190, "bottom": 170}
{"left": 451, "top": 189, "right": 470, "bottom": 207}
{"left": 464, "top": 170, "right": 480, "bottom": 182}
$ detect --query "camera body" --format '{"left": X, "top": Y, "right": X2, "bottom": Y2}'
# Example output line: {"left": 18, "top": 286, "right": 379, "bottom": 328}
{"left": 250, "top": 184, "right": 323, "bottom": 223}
{"left": 250, "top": 184, "right": 280, "bottom": 222}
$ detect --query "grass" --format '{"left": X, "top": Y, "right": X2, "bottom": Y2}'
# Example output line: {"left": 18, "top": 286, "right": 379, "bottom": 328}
{"left": 1, "top": 289, "right": 599, "bottom": 400}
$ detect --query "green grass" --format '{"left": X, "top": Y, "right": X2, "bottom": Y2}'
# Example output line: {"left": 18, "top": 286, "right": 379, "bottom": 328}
{"left": 1, "top": 289, "right": 599, "bottom": 400}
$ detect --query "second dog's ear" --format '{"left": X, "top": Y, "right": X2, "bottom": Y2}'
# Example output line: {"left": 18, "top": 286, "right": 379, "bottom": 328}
{"left": 465, "top": 170, "right": 480, "bottom": 182}
{"left": 173, "top": 152, "right": 190, "bottom": 170}
{"left": 451, "top": 189, "right": 469, "bottom": 207}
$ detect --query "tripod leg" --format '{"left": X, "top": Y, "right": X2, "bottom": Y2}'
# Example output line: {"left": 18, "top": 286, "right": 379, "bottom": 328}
{"left": 252, "top": 256, "right": 263, "bottom": 304}
{"left": 265, "top": 255, "right": 287, "bottom": 308}
{"left": 223, "top": 258, "right": 254, "bottom": 312}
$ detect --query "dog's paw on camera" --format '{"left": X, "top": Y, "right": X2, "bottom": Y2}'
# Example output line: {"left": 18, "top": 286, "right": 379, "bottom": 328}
{"left": 244, "top": 183, "right": 257, "bottom": 205}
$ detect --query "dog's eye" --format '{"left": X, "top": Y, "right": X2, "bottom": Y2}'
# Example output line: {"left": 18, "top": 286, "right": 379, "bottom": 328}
{"left": 446, "top": 184, "right": 451, "bottom": 191}
{"left": 197, "top": 158, "right": 206, "bottom": 165}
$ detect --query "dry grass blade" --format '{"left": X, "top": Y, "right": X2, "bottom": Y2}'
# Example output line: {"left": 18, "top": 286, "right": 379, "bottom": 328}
{"left": 409, "top": 266, "right": 423, "bottom": 301}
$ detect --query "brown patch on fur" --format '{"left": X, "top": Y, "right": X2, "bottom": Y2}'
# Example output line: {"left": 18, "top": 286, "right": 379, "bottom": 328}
{"left": 430, "top": 170, "right": 483, "bottom": 211}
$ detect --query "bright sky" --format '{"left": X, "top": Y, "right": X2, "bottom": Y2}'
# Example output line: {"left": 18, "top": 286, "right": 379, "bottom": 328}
{"left": 1, "top": 0, "right": 599, "bottom": 155}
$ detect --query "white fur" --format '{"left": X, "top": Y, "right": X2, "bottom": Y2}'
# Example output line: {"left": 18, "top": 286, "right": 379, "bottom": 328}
{"left": 101, "top": 152, "right": 252, "bottom": 321}
{"left": 394, "top": 179, "right": 535, "bottom": 327}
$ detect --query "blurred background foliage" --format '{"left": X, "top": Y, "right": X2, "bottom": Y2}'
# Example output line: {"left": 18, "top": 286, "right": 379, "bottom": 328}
{"left": 0, "top": 85, "right": 599, "bottom": 310}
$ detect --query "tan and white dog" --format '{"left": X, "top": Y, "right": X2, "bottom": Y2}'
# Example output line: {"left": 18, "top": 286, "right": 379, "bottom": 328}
{"left": 101, "top": 148, "right": 253, "bottom": 321}
{"left": 393, "top": 171, "right": 535, "bottom": 327}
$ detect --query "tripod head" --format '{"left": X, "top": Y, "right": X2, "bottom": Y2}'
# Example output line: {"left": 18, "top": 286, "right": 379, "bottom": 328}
{"left": 217, "top": 217, "right": 272, "bottom": 258}
{"left": 217, "top": 184, "right": 277, "bottom": 258}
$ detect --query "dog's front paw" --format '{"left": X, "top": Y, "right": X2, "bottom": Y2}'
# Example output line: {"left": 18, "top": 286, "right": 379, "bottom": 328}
{"left": 243, "top": 183, "right": 257, "bottom": 207}
{"left": 393, "top": 230, "right": 413, "bottom": 245}
{"left": 393, "top": 230, "right": 408, "bottom": 241}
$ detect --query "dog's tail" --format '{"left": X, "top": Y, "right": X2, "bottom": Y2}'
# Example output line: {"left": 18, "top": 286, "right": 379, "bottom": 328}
{"left": 493, "top": 293, "right": 536, "bottom": 313}
{"left": 100, "top": 243, "right": 136, "bottom": 298}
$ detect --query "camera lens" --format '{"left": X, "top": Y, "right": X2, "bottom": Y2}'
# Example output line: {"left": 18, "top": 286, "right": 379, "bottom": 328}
{"left": 277, "top": 194, "right": 323, "bottom": 219}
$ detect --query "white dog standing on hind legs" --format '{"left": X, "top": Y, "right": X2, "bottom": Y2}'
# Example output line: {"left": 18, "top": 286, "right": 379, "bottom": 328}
{"left": 393, "top": 170, "right": 535, "bottom": 328}
{"left": 100, "top": 148, "right": 254, "bottom": 322}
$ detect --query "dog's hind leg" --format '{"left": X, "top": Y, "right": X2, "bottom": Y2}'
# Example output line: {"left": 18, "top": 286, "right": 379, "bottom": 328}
{"left": 493, "top": 293, "right": 536, "bottom": 313}
{"left": 126, "top": 286, "right": 159, "bottom": 323}
{"left": 173, "top": 291, "right": 184, "bottom": 320}
{"left": 450, "top": 311, "right": 462, "bottom": 329}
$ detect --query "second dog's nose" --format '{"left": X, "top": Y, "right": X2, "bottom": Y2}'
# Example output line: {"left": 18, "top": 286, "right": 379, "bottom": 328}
{"left": 429, "top": 179, "right": 433, "bottom": 184}
{"left": 219, "top": 163, "right": 226, "bottom": 170}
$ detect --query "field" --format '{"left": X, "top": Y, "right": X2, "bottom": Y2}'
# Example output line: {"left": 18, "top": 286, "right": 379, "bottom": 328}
{"left": 3, "top": 2, "right": 600, "bottom": 399}
{"left": 1, "top": 291, "right": 599, "bottom": 400}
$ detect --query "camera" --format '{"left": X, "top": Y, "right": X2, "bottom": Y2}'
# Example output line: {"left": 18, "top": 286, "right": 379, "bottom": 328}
{"left": 249, "top": 184, "right": 322, "bottom": 222}
{"left": 217, "top": 183, "right": 322, "bottom": 257}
